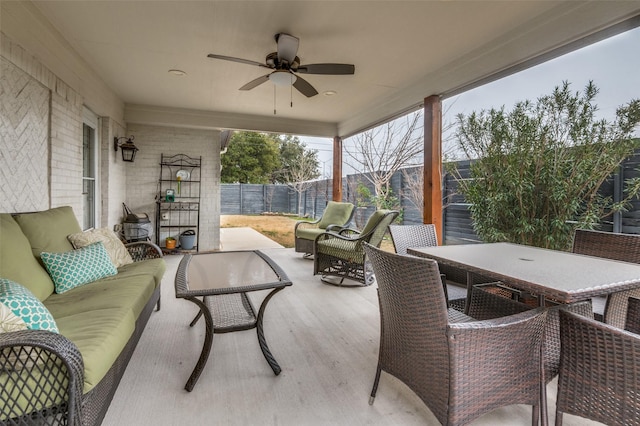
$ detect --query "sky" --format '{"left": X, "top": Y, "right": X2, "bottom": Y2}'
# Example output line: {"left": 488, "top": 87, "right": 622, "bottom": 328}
{"left": 300, "top": 25, "right": 640, "bottom": 176}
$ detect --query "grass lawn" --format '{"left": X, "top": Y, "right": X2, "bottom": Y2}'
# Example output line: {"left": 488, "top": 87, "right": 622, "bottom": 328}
{"left": 220, "top": 214, "right": 394, "bottom": 251}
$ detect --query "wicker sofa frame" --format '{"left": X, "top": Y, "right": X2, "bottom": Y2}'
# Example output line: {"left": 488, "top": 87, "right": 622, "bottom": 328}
{"left": 0, "top": 241, "right": 163, "bottom": 426}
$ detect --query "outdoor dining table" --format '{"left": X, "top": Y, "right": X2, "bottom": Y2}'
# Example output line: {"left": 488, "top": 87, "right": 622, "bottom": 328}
{"left": 407, "top": 242, "right": 640, "bottom": 310}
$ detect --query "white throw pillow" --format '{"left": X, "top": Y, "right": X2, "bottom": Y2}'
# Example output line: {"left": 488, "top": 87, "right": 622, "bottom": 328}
{"left": 67, "top": 227, "right": 133, "bottom": 268}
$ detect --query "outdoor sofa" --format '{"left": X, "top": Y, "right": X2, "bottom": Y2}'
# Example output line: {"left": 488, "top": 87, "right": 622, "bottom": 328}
{"left": 0, "top": 206, "right": 165, "bottom": 425}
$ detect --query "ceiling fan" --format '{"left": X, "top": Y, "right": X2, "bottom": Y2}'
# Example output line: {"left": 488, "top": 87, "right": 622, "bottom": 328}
{"left": 207, "top": 33, "right": 355, "bottom": 98}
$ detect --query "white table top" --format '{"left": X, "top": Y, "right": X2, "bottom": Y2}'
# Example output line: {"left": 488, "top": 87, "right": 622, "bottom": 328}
{"left": 408, "top": 242, "right": 640, "bottom": 303}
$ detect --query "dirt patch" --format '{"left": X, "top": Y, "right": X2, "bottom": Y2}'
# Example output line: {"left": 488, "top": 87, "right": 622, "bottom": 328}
{"left": 221, "top": 214, "right": 394, "bottom": 251}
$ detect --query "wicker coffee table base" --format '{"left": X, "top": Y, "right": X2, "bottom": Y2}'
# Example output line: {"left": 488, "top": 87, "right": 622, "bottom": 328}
{"left": 182, "top": 288, "right": 284, "bottom": 391}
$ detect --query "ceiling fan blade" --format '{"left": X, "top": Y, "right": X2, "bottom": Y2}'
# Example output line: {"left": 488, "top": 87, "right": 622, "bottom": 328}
{"left": 276, "top": 33, "right": 299, "bottom": 64}
{"left": 292, "top": 75, "right": 319, "bottom": 97}
{"left": 207, "top": 54, "right": 269, "bottom": 69}
{"left": 239, "top": 74, "right": 270, "bottom": 91}
{"left": 297, "top": 63, "right": 355, "bottom": 75}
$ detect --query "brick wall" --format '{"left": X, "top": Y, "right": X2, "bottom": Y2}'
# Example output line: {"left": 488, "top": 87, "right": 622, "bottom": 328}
{"left": 1, "top": 30, "right": 221, "bottom": 249}
{"left": 125, "top": 124, "right": 221, "bottom": 250}
{"left": 0, "top": 33, "right": 84, "bottom": 219}
{"left": 0, "top": 56, "right": 49, "bottom": 212}
{"left": 100, "top": 117, "right": 128, "bottom": 228}
{"left": 1, "top": 31, "right": 128, "bottom": 228}
{"left": 49, "top": 80, "right": 83, "bottom": 215}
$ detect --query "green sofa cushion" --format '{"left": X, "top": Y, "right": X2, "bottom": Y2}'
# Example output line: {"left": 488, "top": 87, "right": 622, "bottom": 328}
{"left": 317, "top": 201, "right": 354, "bottom": 229}
{"left": 41, "top": 242, "right": 117, "bottom": 294}
{"left": 295, "top": 227, "right": 327, "bottom": 242}
{"left": 361, "top": 210, "right": 389, "bottom": 236}
{"left": 14, "top": 206, "right": 82, "bottom": 260}
{"left": 54, "top": 307, "right": 135, "bottom": 393}
{"left": 0, "top": 214, "right": 54, "bottom": 301}
{"left": 0, "top": 278, "right": 58, "bottom": 333}
{"left": 45, "top": 274, "right": 155, "bottom": 321}
{"left": 113, "top": 258, "right": 166, "bottom": 288}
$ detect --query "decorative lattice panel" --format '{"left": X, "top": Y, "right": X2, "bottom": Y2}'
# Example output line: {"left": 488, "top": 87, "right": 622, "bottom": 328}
{"left": 0, "top": 57, "right": 49, "bottom": 213}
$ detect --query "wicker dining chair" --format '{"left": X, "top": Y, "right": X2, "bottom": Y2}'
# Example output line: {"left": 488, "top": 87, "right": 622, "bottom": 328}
{"left": 555, "top": 300, "right": 640, "bottom": 426}
{"left": 572, "top": 228, "right": 640, "bottom": 328}
{"left": 388, "top": 224, "right": 467, "bottom": 307}
{"left": 363, "top": 243, "right": 547, "bottom": 426}
{"left": 626, "top": 296, "right": 640, "bottom": 334}
{"left": 313, "top": 210, "right": 398, "bottom": 286}
{"left": 388, "top": 223, "right": 439, "bottom": 255}
{"left": 460, "top": 282, "right": 593, "bottom": 398}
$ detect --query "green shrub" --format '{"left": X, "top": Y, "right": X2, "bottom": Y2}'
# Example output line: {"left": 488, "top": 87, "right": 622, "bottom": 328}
{"left": 455, "top": 81, "right": 640, "bottom": 250}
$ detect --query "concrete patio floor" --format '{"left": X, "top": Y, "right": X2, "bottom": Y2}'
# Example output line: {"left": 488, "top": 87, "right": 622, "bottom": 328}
{"left": 102, "top": 229, "right": 601, "bottom": 425}
{"left": 219, "top": 227, "right": 284, "bottom": 251}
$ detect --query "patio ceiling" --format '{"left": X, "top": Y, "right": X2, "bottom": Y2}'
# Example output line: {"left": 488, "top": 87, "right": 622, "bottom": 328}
{"left": 29, "top": 1, "right": 640, "bottom": 138}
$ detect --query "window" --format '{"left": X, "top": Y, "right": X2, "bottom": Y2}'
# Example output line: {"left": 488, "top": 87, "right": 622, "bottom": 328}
{"left": 82, "top": 107, "right": 100, "bottom": 230}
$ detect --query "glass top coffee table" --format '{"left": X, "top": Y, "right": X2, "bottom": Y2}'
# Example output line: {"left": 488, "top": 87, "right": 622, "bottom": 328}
{"left": 175, "top": 250, "right": 292, "bottom": 391}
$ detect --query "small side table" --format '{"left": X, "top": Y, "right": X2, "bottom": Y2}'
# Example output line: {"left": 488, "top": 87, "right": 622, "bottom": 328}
{"left": 175, "top": 250, "right": 292, "bottom": 391}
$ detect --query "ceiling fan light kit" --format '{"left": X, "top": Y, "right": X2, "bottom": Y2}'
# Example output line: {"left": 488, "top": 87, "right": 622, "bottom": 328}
{"left": 207, "top": 32, "right": 355, "bottom": 103}
{"left": 269, "top": 70, "right": 297, "bottom": 86}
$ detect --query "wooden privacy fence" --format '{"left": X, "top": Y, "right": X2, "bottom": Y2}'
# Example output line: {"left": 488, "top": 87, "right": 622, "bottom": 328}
{"left": 221, "top": 150, "right": 640, "bottom": 244}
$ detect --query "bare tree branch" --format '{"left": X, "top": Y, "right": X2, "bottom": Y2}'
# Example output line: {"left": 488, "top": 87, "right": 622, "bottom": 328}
{"left": 284, "top": 152, "right": 320, "bottom": 216}
{"left": 345, "top": 111, "right": 424, "bottom": 208}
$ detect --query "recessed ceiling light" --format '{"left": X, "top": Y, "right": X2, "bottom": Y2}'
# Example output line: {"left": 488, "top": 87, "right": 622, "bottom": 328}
{"left": 168, "top": 69, "right": 187, "bottom": 76}
{"left": 323, "top": 90, "right": 337, "bottom": 96}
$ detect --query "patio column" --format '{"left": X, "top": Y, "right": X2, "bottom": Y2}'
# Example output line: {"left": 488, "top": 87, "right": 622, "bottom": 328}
{"left": 332, "top": 136, "right": 343, "bottom": 201}
{"left": 423, "top": 95, "right": 443, "bottom": 244}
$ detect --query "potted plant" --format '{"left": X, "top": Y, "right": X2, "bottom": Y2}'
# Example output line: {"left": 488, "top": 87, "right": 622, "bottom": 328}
{"left": 165, "top": 236, "right": 176, "bottom": 249}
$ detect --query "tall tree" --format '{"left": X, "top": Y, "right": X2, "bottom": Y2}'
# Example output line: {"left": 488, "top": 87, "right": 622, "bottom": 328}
{"left": 221, "top": 132, "right": 281, "bottom": 183}
{"left": 344, "top": 111, "right": 424, "bottom": 209}
{"left": 275, "top": 135, "right": 320, "bottom": 184}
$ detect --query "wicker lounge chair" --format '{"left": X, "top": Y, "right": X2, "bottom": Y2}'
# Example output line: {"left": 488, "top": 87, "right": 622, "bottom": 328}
{"left": 294, "top": 201, "right": 355, "bottom": 257}
{"left": 313, "top": 210, "right": 398, "bottom": 286}
{"left": 363, "top": 244, "right": 547, "bottom": 426}
{"left": 555, "top": 299, "right": 640, "bottom": 426}
{"left": 572, "top": 228, "right": 640, "bottom": 327}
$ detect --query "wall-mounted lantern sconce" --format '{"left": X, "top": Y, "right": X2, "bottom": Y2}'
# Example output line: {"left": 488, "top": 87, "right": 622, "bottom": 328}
{"left": 114, "top": 136, "right": 139, "bottom": 162}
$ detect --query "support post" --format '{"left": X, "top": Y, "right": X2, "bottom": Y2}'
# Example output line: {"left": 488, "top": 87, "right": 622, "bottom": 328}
{"left": 332, "top": 136, "right": 343, "bottom": 201}
{"left": 424, "top": 95, "right": 443, "bottom": 244}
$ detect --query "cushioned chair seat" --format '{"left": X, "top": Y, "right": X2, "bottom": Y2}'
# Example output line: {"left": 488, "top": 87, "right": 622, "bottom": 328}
{"left": 44, "top": 274, "right": 155, "bottom": 321}
{"left": 316, "top": 238, "right": 363, "bottom": 263}
{"left": 54, "top": 308, "right": 135, "bottom": 392}
{"left": 295, "top": 227, "right": 326, "bottom": 242}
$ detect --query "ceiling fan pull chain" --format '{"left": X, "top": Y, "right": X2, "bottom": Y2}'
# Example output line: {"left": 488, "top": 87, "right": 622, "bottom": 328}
{"left": 274, "top": 84, "right": 277, "bottom": 115}
{"left": 290, "top": 74, "right": 293, "bottom": 108}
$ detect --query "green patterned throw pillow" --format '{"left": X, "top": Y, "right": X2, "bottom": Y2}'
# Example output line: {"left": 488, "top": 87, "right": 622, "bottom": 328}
{"left": 41, "top": 242, "right": 117, "bottom": 294}
{"left": 0, "top": 278, "right": 58, "bottom": 333}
